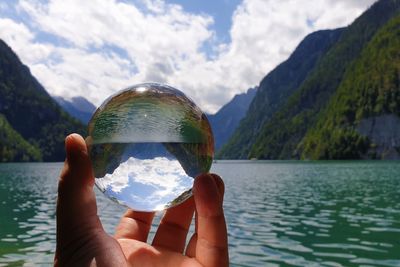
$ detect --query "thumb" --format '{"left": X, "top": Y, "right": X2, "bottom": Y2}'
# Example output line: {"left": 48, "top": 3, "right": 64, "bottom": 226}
{"left": 55, "top": 133, "right": 104, "bottom": 265}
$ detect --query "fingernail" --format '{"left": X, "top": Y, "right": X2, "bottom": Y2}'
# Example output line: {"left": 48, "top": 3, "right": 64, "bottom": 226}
{"left": 65, "top": 134, "right": 87, "bottom": 163}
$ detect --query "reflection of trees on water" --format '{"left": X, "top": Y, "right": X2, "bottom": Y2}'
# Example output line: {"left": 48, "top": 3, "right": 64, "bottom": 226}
{"left": 166, "top": 188, "right": 193, "bottom": 208}
{"left": 89, "top": 143, "right": 125, "bottom": 178}
{"left": 165, "top": 109, "right": 214, "bottom": 178}
{"left": 163, "top": 142, "right": 212, "bottom": 178}
{"left": 89, "top": 138, "right": 213, "bottom": 181}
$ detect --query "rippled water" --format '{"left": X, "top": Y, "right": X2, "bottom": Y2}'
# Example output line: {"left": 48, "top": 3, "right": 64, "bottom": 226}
{"left": 0, "top": 161, "right": 400, "bottom": 266}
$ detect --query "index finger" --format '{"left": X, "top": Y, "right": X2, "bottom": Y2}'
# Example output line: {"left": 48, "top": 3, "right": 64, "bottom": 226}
{"left": 193, "top": 174, "right": 229, "bottom": 267}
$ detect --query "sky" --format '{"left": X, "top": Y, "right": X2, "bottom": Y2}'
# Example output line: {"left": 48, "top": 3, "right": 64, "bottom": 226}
{"left": 0, "top": 0, "right": 377, "bottom": 113}
{"left": 98, "top": 156, "right": 193, "bottom": 211}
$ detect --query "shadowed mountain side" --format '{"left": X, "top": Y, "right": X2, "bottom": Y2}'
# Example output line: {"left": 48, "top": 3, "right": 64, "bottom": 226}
{"left": 0, "top": 39, "right": 85, "bottom": 161}
{"left": 208, "top": 87, "right": 257, "bottom": 151}
{"left": 54, "top": 96, "right": 96, "bottom": 124}
{"left": 243, "top": 0, "right": 400, "bottom": 160}
{"left": 219, "top": 28, "right": 344, "bottom": 158}
{"left": 300, "top": 14, "right": 400, "bottom": 159}
{"left": 0, "top": 114, "right": 41, "bottom": 161}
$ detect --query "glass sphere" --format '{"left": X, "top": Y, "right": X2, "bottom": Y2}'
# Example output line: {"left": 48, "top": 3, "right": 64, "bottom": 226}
{"left": 86, "top": 83, "right": 214, "bottom": 211}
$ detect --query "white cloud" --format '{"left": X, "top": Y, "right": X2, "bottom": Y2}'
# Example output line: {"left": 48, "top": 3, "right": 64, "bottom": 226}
{"left": 97, "top": 156, "right": 193, "bottom": 211}
{"left": 0, "top": 18, "right": 33, "bottom": 46}
{"left": 0, "top": 18, "right": 54, "bottom": 63}
{"left": 15, "top": 0, "right": 216, "bottom": 108}
{"left": 0, "top": 0, "right": 377, "bottom": 113}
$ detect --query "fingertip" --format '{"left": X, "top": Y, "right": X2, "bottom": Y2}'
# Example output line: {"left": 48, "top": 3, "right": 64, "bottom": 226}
{"left": 65, "top": 133, "right": 82, "bottom": 144}
{"left": 62, "top": 133, "right": 94, "bottom": 186}
{"left": 65, "top": 133, "right": 87, "bottom": 156}
{"left": 65, "top": 134, "right": 91, "bottom": 166}
{"left": 193, "top": 173, "right": 217, "bottom": 198}
{"left": 210, "top": 174, "right": 225, "bottom": 197}
{"left": 194, "top": 173, "right": 224, "bottom": 199}
{"left": 193, "top": 173, "right": 223, "bottom": 216}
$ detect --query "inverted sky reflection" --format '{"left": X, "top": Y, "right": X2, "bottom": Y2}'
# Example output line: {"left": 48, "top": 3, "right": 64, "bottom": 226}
{"left": 96, "top": 156, "right": 193, "bottom": 211}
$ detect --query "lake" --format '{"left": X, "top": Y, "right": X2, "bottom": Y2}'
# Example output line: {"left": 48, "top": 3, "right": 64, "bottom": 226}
{"left": 0, "top": 161, "right": 399, "bottom": 266}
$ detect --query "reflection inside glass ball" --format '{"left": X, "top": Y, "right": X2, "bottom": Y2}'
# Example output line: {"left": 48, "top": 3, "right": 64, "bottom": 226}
{"left": 87, "top": 83, "right": 214, "bottom": 211}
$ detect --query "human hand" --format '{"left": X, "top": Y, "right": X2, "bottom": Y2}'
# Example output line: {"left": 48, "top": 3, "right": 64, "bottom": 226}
{"left": 54, "top": 134, "right": 229, "bottom": 267}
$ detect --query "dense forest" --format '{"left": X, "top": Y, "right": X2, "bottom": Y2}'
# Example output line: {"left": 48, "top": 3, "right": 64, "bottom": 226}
{"left": 0, "top": 114, "right": 41, "bottom": 161}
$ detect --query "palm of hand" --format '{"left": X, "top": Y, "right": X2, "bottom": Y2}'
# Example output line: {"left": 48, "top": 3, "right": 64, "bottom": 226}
{"left": 118, "top": 238, "right": 199, "bottom": 266}
{"left": 114, "top": 198, "right": 226, "bottom": 267}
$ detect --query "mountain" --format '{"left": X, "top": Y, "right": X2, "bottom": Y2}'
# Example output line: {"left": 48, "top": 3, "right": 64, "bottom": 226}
{"left": 0, "top": 114, "right": 41, "bottom": 161}
{"left": 220, "top": 0, "right": 400, "bottom": 160}
{"left": 300, "top": 13, "right": 400, "bottom": 159}
{"left": 0, "top": 39, "right": 85, "bottom": 161}
{"left": 218, "top": 28, "right": 344, "bottom": 158}
{"left": 54, "top": 96, "right": 96, "bottom": 124}
{"left": 208, "top": 87, "right": 257, "bottom": 150}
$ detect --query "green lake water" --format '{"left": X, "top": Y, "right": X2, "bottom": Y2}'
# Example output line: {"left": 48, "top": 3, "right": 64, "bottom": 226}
{"left": 0, "top": 161, "right": 399, "bottom": 266}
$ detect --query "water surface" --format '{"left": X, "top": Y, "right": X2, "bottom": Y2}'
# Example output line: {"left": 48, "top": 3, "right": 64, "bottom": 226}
{"left": 0, "top": 161, "right": 399, "bottom": 266}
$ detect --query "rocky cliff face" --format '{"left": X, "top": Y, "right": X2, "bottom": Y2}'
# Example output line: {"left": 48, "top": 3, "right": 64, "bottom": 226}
{"left": 357, "top": 115, "right": 400, "bottom": 159}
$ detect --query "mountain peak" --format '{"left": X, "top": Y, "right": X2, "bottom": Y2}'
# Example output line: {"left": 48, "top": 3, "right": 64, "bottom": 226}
{"left": 208, "top": 87, "right": 257, "bottom": 150}
{"left": 54, "top": 96, "right": 96, "bottom": 124}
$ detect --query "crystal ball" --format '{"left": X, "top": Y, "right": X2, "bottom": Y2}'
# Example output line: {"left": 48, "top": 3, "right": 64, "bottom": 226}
{"left": 86, "top": 83, "right": 214, "bottom": 211}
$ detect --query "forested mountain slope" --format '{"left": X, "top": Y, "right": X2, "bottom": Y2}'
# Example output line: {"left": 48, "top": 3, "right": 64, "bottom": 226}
{"left": 0, "top": 40, "right": 84, "bottom": 161}
{"left": 219, "top": 28, "right": 344, "bottom": 158}
{"left": 301, "top": 14, "right": 400, "bottom": 159}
